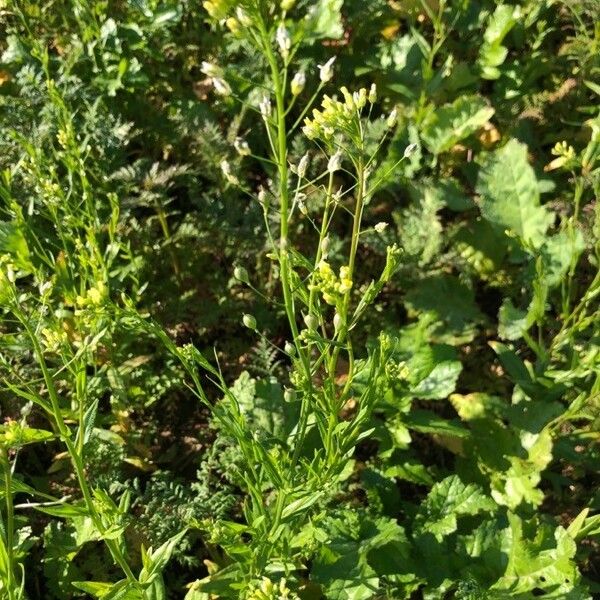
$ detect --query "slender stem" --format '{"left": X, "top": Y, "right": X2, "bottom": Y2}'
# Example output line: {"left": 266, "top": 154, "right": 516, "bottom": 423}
{"left": 12, "top": 307, "right": 137, "bottom": 585}
{"left": 1, "top": 450, "right": 16, "bottom": 600}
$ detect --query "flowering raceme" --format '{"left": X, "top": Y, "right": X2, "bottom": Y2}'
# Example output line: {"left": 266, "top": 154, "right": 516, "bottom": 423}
{"left": 302, "top": 86, "right": 373, "bottom": 146}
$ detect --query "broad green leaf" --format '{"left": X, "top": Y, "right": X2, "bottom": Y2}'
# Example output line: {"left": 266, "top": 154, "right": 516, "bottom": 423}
{"left": 417, "top": 476, "right": 496, "bottom": 538}
{"left": 490, "top": 430, "right": 553, "bottom": 509}
{"left": 304, "top": 0, "right": 344, "bottom": 40}
{"left": 450, "top": 393, "right": 505, "bottom": 421}
{"left": 230, "top": 372, "right": 299, "bottom": 440}
{"left": 477, "top": 139, "right": 553, "bottom": 248}
{"left": 312, "top": 514, "right": 409, "bottom": 600}
{"left": 492, "top": 514, "right": 584, "bottom": 596}
{"left": 0, "top": 221, "right": 32, "bottom": 271}
{"left": 498, "top": 299, "right": 528, "bottom": 341}
{"left": 420, "top": 96, "right": 494, "bottom": 155}
{"left": 405, "top": 275, "right": 484, "bottom": 343}
{"left": 541, "top": 229, "right": 586, "bottom": 288}
{"left": 404, "top": 410, "right": 469, "bottom": 438}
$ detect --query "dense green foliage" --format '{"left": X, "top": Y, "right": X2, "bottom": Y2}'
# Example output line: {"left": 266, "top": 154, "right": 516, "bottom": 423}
{"left": 0, "top": 0, "right": 599, "bottom": 598}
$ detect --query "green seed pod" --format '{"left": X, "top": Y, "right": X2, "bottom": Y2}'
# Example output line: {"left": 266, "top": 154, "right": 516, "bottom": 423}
{"left": 284, "top": 341, "right": 296, "bottom": 356}
{"left": 234, "top": 266, "right": 249, "bottom": 283}
{"left": 333, "top": 312, "right": 344, "bottom": 333}
{"left": 242, "top": 314, "right": 257, "bottom": 330}
{"left": 284, "top": 388, "right": 297, "bottom": 403}
{"left": 304, "top": 314, "right": 318, "bottom": 331}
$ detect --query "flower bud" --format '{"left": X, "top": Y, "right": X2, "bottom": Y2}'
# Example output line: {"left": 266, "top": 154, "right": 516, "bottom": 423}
{"left": 327, "top": 151, "right": 343, "bottom": 173}
{"left": 281, "top": 0, "right": 295, "bottom": 10}
{"left": 320, "top": 236, "right": 330, "bottom": 255}
{"left": 242, "top": 314, "right": 257, "bottom": 330}
{"left": 297, "top": 153, "right": 309, "bottom": 177}
{"left": 234, "top": 266, "right": 249, "bottom": 282}
{"left": 226, "top": 17, "right": 240, "bottom": 34}
{"left": 234, "top": 137, "right": 251, "bottom": 156}
{"left": 291, "top": 71, "right": 306, "bottom": 96}
{"left": 259, "top": 96, "right": 272, "bottom": 119}
{"left": 276, "top": 23, "right": 291, "bottom": 57}
{"left": 284, "top": 341, "right": 296, "bottom": 356}
{"left": 374, "top": 222, "right": 388, "bottom": 233}
{"left": 318, "top": 56, "right": 336, "bottom": 82}
{"left": 368, "top": 83, "right": 377, "bottom": 104}
{"left": 201, "top": 61, "right": 222, "bottom": 78}
{"left": 236, "top": 7, "right": 252, "bottom": 26}
{"left": 213, "top": 77, "right": 232, "bottom": 96}
{"left": 304, "top": 314, "right": 318, "bottom": 331}
{"left": 220, "top": 159, "right": 238, "bottom": 184}
{"left": 403, "top": 143, "right": 418, "bottom": 158}
{"left": 284, "top": 388, "right": 297, "bottom": 403}
{"left": 386, "top": 108, "right": 398, "bottom": 128}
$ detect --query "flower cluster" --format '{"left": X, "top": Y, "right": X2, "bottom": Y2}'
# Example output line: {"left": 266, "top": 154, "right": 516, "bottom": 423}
{"left": 244, "top": 577, "right": 297, "bottom": 600}
{"left": 302, "top": 85, "right": 374, "bottom": 145}
{"left": 309, "top": 259, "right": 352, "bottom": 306}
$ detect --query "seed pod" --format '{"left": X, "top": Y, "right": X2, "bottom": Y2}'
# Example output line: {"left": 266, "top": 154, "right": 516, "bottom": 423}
{"left": 242, "top": 314, "right": 257, "bottom": 330}
{"left": 284, "top": 388, "right": 297, "bottom": 403}
{"left": 234, "top": 266, "right": 249, "bottom": 283}
{"left": 284, "top": 341, "right": 296, "bottom": 356}
{"left": 320, "top": 236, "right": 330, "bottom": 255}
{"left": 304, "top": 314, "right": 318, "bottom": 331}
{"left": 333, "top": 312, "right": 344, "bottom": 333}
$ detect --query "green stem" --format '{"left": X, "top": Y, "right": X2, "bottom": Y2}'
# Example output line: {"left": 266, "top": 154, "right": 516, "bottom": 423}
{"left": 1, "top": 450, "right": 16, "bottom": 600}
{"left": 258, "top": 19, "right": 314, "bottom": 465}
{"left": 13, "top": 308, "right": 137, "bottom": 585}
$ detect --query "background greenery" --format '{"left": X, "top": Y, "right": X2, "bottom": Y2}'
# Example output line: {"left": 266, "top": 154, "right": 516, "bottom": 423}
{"left": 0, "top": 0, "right": 599, "bottom": 598}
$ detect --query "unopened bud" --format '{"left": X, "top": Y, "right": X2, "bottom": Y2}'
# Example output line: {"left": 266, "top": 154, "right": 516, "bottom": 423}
{"left": 320, "top": 236, "right": 330, "bottom": 255}
{"left": 259, "top": 96, "right": 272, "bottom": 119}
{"left": 387, "top": 108, "right": 398, "bottom": 128}
{"left": 318, "top": 56, "right": 336, "bottom": 83}
{"left": 291, "top": 71, "right": 306, "bottom": 96}
{"left": 297, "top": 153, "right": 309, "bottom": 177}
{"left": 327, "top": 151, "right": 343, "bottom": 173}
{"left": 236, "top": 7, "right": 252, "bottom": 26}
{"left": 201, "top": 61, "right": 222, "bottom": 78}
{"left": 403, "top": 143, "right": 418, "bottom": 158}
{"left": 234, "top": 137, "right": 251, "bottom": 156}
{"left": 368, "top": 83, "right": 377, "bottom": 104}
{"left": 213, "top": 77, "right": 232, "bottom": 96}
{"left": 276, "top": 23, "right": 291, "bottom": 57}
